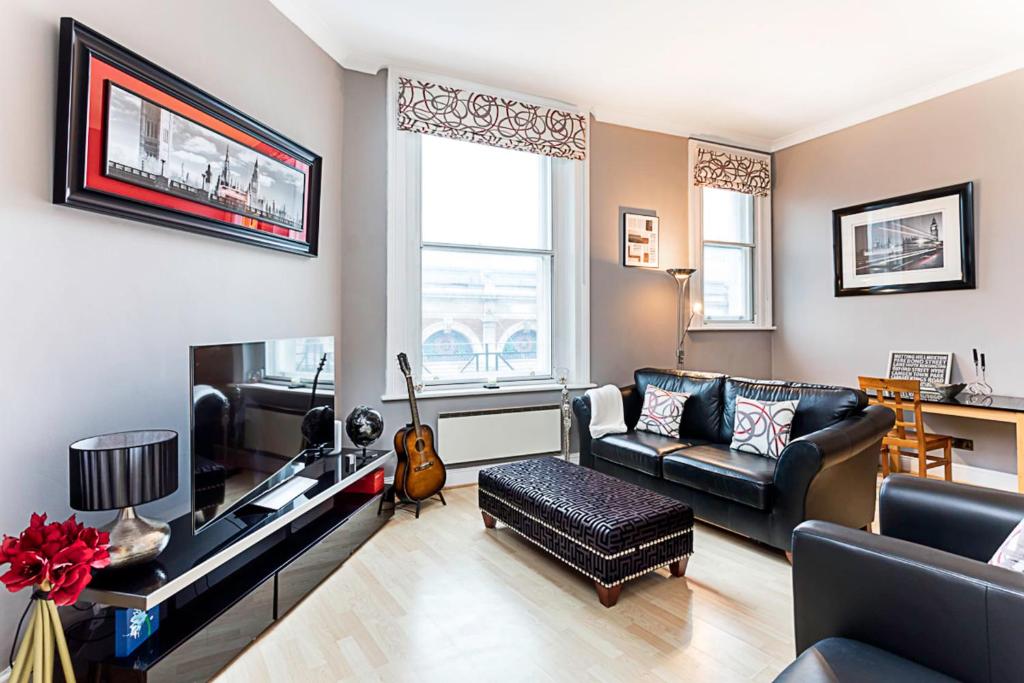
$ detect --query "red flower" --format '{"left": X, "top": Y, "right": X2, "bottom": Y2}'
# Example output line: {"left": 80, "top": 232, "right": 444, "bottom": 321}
{"left": 49, "top": 542, "right": 97, "bottom": 606}
{"left": 49, "top": 562, "right": 93, "bottom": 606}
{"left": 0, "top": 550, "right": 47, "bottom": 592}
{"left": 77, "top": 528, "right": 111, "bottom": 569}
{"left": 0, "top": 536, "right": 19, "bottom": 564}
{"left": 0, "top": 512, "right": 110, "bottom": 599}
{"left": 38, "top": 522, "right": 69, "bottom": 560}
{"left": 61, "top": 516, "right": 84, "bottom": 542}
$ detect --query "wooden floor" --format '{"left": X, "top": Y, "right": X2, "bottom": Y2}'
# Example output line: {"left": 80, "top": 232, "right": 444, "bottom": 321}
{"left": 216, "top": 485, "right": 795, "bottom": 682}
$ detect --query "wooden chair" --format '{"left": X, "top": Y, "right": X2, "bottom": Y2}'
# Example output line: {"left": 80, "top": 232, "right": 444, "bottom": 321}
{"left": 858, "top": 376, "right": 954, "bottom": 480}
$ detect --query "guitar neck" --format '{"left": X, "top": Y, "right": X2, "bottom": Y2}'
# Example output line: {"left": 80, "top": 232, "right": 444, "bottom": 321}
{"left": 405, "top": 374, "right": 422, "bottom": 436}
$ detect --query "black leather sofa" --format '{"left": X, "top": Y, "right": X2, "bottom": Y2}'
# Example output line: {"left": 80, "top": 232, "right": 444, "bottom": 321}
{"left": 778, "top": 475, "right": 1024, "bottom": 682}
{"left": 572, "top": 369, "right": 894, "bottom": 551}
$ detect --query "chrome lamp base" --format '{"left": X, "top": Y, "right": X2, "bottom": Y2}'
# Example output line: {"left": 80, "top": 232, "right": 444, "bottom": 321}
{"left": 101, "top": 506, "right": 171, "bottom": 568}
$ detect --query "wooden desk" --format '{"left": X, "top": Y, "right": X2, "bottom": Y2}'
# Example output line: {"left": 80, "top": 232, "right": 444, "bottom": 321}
{"left": 920, "top": 394, "right": 1024, "bottom": 492}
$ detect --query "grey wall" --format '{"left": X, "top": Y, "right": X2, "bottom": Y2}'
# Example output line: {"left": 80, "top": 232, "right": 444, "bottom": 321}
{"left": 0, "top": 0, "right": 344, "bottom": 653}
{"left": 588, "top": 121, "right": 774, "bottom": 384}
{"left": 773, "top": 69, "right": 1024, "bottom": 474}
{"left": 338, "top": 75, "right": 773, "bottom": 445}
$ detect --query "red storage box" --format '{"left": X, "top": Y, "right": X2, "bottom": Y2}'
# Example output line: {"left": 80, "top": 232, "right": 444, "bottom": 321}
{"left": 345, "top": 467, "right": 385, "bottom": 494}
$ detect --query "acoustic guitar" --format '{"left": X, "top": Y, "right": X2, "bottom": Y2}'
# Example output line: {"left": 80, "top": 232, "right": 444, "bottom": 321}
{"left": 393, "top": 353, "right": 446, "bottom": 510}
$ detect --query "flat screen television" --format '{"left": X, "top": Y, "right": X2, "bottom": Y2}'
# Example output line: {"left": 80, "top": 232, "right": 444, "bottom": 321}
{"left": 190, "top": 336, "right": 335, "bottom": 534}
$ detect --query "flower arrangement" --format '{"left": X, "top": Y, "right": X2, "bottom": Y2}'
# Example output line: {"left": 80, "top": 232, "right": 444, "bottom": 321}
{"left": 0, "top": 513, "right": 111, "bottom": 683}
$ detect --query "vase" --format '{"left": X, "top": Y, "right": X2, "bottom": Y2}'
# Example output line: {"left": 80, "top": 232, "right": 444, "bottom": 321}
{"left": 10, "top": 582, "right": 76, "bottom": 683}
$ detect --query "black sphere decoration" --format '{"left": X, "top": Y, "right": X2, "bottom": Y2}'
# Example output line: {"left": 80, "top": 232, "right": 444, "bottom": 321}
{"left": 345, "top": 405, "right": 384, "bottom": 449}
{"left": 301, "top": 406, "right": 335, "bottom": 448}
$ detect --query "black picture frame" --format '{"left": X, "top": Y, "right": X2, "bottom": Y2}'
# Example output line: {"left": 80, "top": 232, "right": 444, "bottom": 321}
{"left": 832, "top": 182, "right": 975, "bottom": 297}
{"left": 54, "top": 18, "right": 323, "bottom": 256}
{"left": 620, "top": 208, "right": 659, "bottom": 268}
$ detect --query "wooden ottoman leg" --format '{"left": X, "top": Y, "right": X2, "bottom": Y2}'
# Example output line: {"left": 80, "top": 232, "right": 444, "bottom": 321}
{"left": 669, "top": 557, "right": 689, "bottom": 577}
{"left": 594, "top": 582, "right": 622, "bottom": 608}
{"left": 481, "top": 511, "right": 497, "bottom": 529}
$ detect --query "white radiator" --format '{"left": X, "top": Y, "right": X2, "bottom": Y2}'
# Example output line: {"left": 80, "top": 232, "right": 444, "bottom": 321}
{"left": 437, "top": 405, "right": 562, "bottom": 466}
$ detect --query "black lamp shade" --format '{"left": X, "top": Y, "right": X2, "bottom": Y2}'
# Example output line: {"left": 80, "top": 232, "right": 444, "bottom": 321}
{"left": 69, "top": 430, "right": 179, "bottom": 511}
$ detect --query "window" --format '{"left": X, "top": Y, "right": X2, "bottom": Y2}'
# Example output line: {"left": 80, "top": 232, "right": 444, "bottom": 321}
{"left": 419, "top": 137, "right": 552, "bottom": 385}
{"left": 702, "top": 187, "right": 754, "bottom": 322}
{"left": 688, "top": 141, "right": 773, "bottom": 330}
{"left": 385, "top": 73, "right": 589, "bottom": 398}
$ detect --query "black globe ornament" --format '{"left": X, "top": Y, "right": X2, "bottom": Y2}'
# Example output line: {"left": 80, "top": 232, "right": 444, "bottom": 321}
{"left": 345, "top": 405, "right": 384, "bottom": 453}
{"left": 301, "top": 406, "right": 335, "bottom": 451}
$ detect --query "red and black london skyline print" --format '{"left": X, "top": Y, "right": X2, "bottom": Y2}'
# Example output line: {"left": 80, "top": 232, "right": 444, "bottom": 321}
{"left": 84, "top": 55, "right": 312, "bottom": 244}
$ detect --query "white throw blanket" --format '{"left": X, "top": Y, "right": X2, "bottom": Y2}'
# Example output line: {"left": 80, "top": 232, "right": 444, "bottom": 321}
{"left": 586, "top": 384, "right": 627, "bottom": 438}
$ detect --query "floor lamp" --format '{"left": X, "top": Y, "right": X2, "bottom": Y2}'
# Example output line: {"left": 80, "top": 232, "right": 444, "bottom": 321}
{"left": 666, "top": 268, "right": 697, "bottom": 370}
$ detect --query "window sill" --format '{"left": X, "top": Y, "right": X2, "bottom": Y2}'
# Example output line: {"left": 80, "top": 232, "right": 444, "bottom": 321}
{"left": 689, "top": 325, "right": 777, "bottom": 332}
{"left": 381, "top": 382, "right": 596, "bottom": 402}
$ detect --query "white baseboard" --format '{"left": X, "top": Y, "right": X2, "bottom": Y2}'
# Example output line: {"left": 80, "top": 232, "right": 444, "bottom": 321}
{"left": 445, "top": 452, "right": 579, "bottom": 487}
{"left": 897, "top": 456, "right": 1018, "bottom": 492}
{"left": 1, "top": 665, "right": 10, "bottom": 682}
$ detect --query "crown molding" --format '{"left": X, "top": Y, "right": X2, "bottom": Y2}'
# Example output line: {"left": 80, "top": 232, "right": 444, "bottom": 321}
{"left": 770, "top": 55, "right": 1024, "bottom": 151}
{"left": 589, "top": 107, "right": 774, "bottom": 152}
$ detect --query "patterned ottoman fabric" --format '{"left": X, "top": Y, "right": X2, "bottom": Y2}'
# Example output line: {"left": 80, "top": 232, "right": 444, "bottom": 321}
{"left": 478, "top": 457, "right": 693, "bottom": 588}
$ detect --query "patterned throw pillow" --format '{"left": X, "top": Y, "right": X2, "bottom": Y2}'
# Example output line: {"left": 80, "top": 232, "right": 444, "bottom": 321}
{"left": 730, "top": 396, "right": 798, "bottom": 459}
{"left": 636, "top": 385, "right": 690, "bottom": 437}
{"left": 990, "top": 518, "right": 1024, "bottom": 572}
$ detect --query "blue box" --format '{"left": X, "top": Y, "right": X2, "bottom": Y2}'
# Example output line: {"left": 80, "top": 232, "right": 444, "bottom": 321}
{"left": 114, "top": 606, "right": 160, "bottom": 657}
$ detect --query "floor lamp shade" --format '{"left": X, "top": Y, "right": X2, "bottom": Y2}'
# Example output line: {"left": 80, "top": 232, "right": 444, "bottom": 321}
{"left": 665, "top": 268, "right": 697, "bottom": 370}
{"left": 69, "top": 430, "right": 179, "bottom": 511}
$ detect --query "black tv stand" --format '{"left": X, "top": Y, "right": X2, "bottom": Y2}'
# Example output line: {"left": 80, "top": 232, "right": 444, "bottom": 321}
{"left": 65, "top": 448, "right": 394, "bottom": 682}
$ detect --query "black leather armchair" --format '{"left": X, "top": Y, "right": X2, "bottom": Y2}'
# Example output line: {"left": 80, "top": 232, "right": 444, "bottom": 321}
{"left": 573, "top": 370, "right": 894, "bottom": 551}
{"left": 778, "top": 475, "right": 1024, "bottom": 682}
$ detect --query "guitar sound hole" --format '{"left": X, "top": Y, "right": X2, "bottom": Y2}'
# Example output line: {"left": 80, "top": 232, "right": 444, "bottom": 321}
{"left": 415, "top": 438, "right": 426, "bottom": 452}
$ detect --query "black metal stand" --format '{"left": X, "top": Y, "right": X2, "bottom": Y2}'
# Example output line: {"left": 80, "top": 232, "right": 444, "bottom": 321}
{"left": 379, "top": 487, "right": 446, "bottom": 519}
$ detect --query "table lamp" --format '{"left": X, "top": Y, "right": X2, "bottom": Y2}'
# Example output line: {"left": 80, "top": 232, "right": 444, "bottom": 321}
{"left": 69, "top": 430, "right": 178, "bottom": 568}
{"left": 666, "top": 268, "right": 697, "bottom": 369}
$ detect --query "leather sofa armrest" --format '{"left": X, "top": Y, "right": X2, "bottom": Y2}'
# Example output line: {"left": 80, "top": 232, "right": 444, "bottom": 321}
{"left": 785, "top": 404, "right": 895, "bottom": 473}
{"left": 572, "top": 385, "right": 640, "bottom": 469}
{"left": 880, "top": 474, "right": 1024, "bottom": 562}
{"left": 791, "top": 520, "right": 1024, "bottom": 681}
{"left": 771, "top": 406, "right": 894, "bottom": 547}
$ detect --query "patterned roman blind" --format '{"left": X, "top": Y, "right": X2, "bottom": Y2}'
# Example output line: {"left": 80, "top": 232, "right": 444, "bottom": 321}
{"left": 692, "top": 145, "right": 771, "bottom": 197}
{"left": 397, "top": 76, "right": 587, "bottom": 161}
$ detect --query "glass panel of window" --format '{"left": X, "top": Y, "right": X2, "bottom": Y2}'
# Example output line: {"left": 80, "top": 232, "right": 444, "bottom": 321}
{"left": 420, "top": 135, "right": 550, "bottom": 250}
{"left": 421, "top": 248, "right": 551, "bottom": 384}
{"left": 702, "top": 187, "right": 754, "bottom": 244}
{"left": 702, "top": 244, "right": 753, "bottom": 322}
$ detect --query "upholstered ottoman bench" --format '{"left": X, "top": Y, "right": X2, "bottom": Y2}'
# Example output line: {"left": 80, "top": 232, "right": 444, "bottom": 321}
{"left": 478, "top": 457, "right": 693, "bottom": 607}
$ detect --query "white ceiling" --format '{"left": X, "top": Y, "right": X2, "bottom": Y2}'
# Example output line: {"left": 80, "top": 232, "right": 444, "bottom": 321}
{"left": 269, "top": 0, "right": 1024, "bottom": 150}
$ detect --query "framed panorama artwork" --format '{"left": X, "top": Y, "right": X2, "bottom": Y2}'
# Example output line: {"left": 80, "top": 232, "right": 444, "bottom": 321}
{"left": 832, "top": 183, "right": 974, "bottom": 296}
{"left": 54, "top": 18, "right": 323, "bottom": 256}
{"left": 622, "top": 211, "right": 660, "bottom": 268}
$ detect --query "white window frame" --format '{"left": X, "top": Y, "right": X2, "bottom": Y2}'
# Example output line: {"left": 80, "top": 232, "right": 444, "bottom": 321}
{"left": 384, "top": 70, "right": 591, "bottom": 400}
{"left": 687, "top": 139, "right": 774, "bottom": 331}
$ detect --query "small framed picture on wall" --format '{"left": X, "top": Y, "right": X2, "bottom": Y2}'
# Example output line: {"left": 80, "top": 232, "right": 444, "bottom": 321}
{"left": 623, "top": 211, "right": 659, "bottom": 268}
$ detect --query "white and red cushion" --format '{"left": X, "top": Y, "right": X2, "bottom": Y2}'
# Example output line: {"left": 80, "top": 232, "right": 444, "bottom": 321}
{"left": 636, "top": 385, "right": 690, "bottom": 438}
{"left": 730, "top": 396, "right": 798, "bottom": 459}
{"left": 990, "top": 518, "right": 1024, "bottom": 572}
